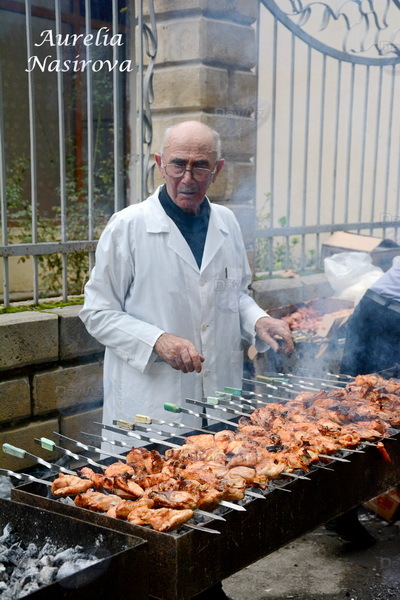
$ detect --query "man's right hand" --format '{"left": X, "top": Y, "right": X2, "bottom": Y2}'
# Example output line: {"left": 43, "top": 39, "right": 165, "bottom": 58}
{"left": 154, "top": 333, "right": 205, "bottom": 373}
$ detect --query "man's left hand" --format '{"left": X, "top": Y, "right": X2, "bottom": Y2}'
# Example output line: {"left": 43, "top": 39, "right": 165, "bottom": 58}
{"left": 255, "top": 316, "right": 294, "bottom": 354}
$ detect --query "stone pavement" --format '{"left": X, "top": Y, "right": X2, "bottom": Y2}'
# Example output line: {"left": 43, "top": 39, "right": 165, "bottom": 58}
{"left": 223, "top": 508, "right": 400, "bottom": 600}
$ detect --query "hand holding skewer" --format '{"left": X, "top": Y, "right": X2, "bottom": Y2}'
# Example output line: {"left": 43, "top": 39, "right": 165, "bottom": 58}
{"left": 255, "top": 316, "right": 294, "bottom": 354}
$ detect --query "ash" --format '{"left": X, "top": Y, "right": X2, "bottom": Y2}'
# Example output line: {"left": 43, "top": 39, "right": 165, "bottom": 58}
{"left": 0, "top": 478, "right": 12, "bottom": 500}
{"left": 0, "top": 522, "right": 100, "bottom": 599}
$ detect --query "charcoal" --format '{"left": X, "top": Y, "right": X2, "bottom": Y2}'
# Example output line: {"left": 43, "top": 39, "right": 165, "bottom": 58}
{"left": 0, "top": 522, "right": 100, "bottom": 599}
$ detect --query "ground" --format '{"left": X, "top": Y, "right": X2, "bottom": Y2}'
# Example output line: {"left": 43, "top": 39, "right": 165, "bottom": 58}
{"left": 223, "top": 508, "right": 400, "bottom": 600}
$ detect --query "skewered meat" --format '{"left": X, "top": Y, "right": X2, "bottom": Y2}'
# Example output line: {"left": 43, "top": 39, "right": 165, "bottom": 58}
{"left": 126, "top": 506, "right": 194, "bottom": 532}
{"left": 51, "top": 473, "right": 93, "bottom": 497}
{"left": 49, "top": 374, "right": 400, "bottom": 532}
{"left": 112, "top": 497, "right": 155, "bottom": 519}
{"left": 148, "top": 490, "right": 199, "bottom": 510}
{"left": 78, "top": 467, "right": 114, "bottom": 492}
{"left": 104, "top": 461, "right": 136, "bottom": 477}
{"left": 74, "top": 490, "right": 122, "bottom": 512}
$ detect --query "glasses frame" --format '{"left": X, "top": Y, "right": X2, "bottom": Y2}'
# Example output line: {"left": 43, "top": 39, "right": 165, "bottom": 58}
{"left": 162, "top": 162, "right": 216, "bottom": 182}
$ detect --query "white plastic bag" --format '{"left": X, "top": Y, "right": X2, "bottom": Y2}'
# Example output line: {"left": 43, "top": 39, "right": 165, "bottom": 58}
{"left": 324, "top": 251, "right": 383, "bottom": 304}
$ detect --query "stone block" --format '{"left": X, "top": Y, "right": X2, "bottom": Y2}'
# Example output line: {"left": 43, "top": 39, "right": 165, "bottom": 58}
{"left": 228, "top": 71, "right": 258, "bottom": 112}
{"left": 156, "top": 18, "right": 255, "bottom": 69}
{"left": 149, "top": 1, "right": 257, "bottom": 24}
{"left": 201, "top": 19, "right": 255, "bottom": 68}
{"left": 300, "top": 273, "right": 334, "bottom": 301}
{"left": 207, "top": 114, "right": 257, "bottom": 159}
{"left": 33, "top": 361, "right": 103, "bottom": 416}
{"left": 0, "top": 418, "right": 59, "bottom": 471}
{"left": 60, "top": 406, "right": 103, "bottom": 452}
{"left": 156, "top": 19, "right": 201, "bottom": 64}
{"left": 45, "top": 305, "right": 104, "bottom": 360}
{"left": 0, "top": 378, "right": 31, "bottom": 423}
{"left": 251, "top": 278, "right": 304, "bottom": 311}
{"left": 153, "top": 65, "right": 229, "bottom": 112}
{"left": 0, "top": 311, "right": 58, "bottom": 370}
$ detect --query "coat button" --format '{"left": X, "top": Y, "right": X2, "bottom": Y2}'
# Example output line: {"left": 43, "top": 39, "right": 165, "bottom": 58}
{"left": 200, "top": 323, "right": 207, "bottom": 332}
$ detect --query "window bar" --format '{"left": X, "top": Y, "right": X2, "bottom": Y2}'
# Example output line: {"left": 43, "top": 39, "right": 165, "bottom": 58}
{"left": 55, "top": 0, "right": 68, "bottom": 301}
{"left": 300, "top": 44, "right": 311, "bottom": 270}
{"left": 331, "top": 60, "right": 342, "bottom": 227}
{"left": 127, "top": 1, "right": 138, "bottom": 204}
{"left": 382, "top": 64, "right": 396, "bottom": 239}
{"left": 268, "top": 15, "right": 278, "bottom": 275}
{"left": 370, "top": 66, "right": 383, "bottom": 232}
{"left": 343, "top": 63, "right": 355, "bottom": 224}
{"left": 315, "top": 53, "right": 327, "bottom": 268}
{"left": 396, "top": 78, "right": 400, "bottom": 228}
{"left": 113, "top": 0, "right": 122, "bottom": 213}
{"left": 284, "top": 32, "right": 295, "bottom": 269}
{"left": 85, "top": 0, "right": 95, "bottom": 273}
{"left": 357, "top": 65, "right": 370, "bottom": 228}
{"left": 25, "top": 0, "right": 39, "bottom": 303}
{"left": 138, "top": 0, "right": 144, "bottom": 203}
{"left": 0, "top": 67, "right": 9, "bottom": 307}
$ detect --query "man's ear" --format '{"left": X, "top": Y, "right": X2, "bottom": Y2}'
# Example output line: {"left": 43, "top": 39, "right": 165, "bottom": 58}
{"left": 212, "top": 159, "right": 225, "bottom": 182}
{"left": 154, "top": 153, "right": 163, "bottom": 172}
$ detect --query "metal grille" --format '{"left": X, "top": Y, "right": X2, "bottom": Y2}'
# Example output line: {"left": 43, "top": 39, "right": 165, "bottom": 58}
{"left": 0, "top": 0, "right": 157, "bottom": 306}
{"left": 256, "top": 0, "right": 400, "bottom": 273}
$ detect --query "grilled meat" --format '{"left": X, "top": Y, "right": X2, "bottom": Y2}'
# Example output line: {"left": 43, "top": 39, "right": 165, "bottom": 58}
{"left": 51, "top": 473, "right": 93, "bottom": 497}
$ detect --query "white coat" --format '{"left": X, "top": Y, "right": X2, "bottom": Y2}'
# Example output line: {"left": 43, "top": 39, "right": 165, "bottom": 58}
{"left": 80, "top": 187, "right": 269, "bottom": 435}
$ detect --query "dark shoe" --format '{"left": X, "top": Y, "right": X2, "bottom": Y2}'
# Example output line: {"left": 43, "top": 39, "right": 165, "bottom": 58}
{"left": 325, "top": 508, "right": 376, "bottom": 549}
{"left": 192, "top": 582, "right": 234, "bottom": 600}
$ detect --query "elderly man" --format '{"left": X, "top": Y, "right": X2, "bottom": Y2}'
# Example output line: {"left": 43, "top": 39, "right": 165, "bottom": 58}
{"left": 80, "top": 121, "right": 293, "bottom": 599}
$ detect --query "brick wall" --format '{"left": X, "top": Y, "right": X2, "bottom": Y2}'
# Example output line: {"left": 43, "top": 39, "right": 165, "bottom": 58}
{"left": 0, "top": 305, "right": 104, "bottom": 471}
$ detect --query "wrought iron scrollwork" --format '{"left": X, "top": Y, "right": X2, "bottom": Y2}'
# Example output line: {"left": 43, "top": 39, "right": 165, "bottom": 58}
{"left": 139, "top": 0, "right": 158, "bottom": 198}
{"left": 263, "top": 0, "right": 400, "bottom": 64}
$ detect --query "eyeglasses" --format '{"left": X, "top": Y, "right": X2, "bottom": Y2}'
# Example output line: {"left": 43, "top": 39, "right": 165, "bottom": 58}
{"left": 163, "top": 163, "right": 215, "bottom": 182}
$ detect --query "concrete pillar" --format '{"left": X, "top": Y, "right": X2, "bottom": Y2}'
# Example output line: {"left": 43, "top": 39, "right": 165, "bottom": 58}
{"left": 148, "top": 0, "right": 259, "bottom": 252}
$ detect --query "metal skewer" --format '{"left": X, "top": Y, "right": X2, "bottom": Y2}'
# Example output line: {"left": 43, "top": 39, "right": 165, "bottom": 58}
{"left": 52, "top": 433, "right": 226, "bottom": 523}
{"left": 317, "top": 453, "right": 350, "bottom": 463}
{"left": 185, "top": 398, "right": 251, "bottom": 419}
{"left": 184, "top": 522, "right": 221, "bottom": 534}
{"left": 164, "top": 402, "right": 238, "bottom": 427}
{"left": 54, "top": 432, "right": 126, "bottom": 462}
{"left": 263, "top": 371, "right": 347, "bottom": 390}
{"left": 35, "top": 437, "right": 104, "bottom": 469}
{"left": 114, "top": 419, "right": 188, "bottom": 441}
{"left": 96, "top": 422, "right": 182, "bottom": 449}
{"left": 134, "top": 414, "right": 212, "bottom": 434}
{"left": 2, "top": 443, "right": 76, "bottom": 475}
{"left": 0, "top": 468, "right": 52, "bottom": 487}
{"left": 87, "top": 432, "right": 246, "bottom": 513}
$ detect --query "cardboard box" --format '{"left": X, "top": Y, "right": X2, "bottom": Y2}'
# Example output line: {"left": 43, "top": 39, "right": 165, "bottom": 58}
{"left": 321, "top": 232, "right": 400, "bottom": 272}
{"left": 364, "top": 488, "right": 400, "bottom": 522}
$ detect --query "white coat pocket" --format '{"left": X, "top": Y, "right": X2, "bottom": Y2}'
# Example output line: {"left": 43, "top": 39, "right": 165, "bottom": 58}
{"left": 215, "top": 268, "right": 242, "bottom": 312}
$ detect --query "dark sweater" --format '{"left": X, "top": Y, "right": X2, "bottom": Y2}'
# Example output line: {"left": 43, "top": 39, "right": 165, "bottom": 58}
{"left": 159, "top": 185, "right": 210, "bottom": 268}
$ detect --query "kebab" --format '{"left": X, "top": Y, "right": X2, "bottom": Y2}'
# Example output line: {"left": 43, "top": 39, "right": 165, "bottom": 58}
{"left": 8, "top": 373, "right": 400, "bottom": 534}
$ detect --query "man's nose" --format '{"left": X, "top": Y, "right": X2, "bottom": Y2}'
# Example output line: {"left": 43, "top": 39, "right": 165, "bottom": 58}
{"left": 181, "top": 168, "right": 196, "bottom": 182}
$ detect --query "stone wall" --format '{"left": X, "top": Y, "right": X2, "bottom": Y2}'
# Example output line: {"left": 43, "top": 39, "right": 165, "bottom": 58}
{"left": 0, "top": 274, "right": 334, "bottom": 471}
{"left": 0, "top": 306, "right": 104, "bottom": 471}
{"left": 148, "top": 0, "right": 259, "bottom": 248}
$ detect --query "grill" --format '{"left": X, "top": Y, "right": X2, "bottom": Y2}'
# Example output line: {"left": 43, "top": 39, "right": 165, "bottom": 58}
{"left": 0, "top": 497, "right": 147, "bottom": 599}
{"left": 11, "top": 428, "right": 400, "bottom": 600}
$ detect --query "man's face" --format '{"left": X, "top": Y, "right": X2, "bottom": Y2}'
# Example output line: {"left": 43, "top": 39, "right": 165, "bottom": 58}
{"left": 155, "top": 124, "right": 224, "bottom": 215}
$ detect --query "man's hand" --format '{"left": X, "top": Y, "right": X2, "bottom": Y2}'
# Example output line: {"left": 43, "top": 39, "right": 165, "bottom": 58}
{"left": 255, "top": 316, "right": 294, "bottom": 355}
{"left": 154, "top": 333, "right": 205, "bottom": 373}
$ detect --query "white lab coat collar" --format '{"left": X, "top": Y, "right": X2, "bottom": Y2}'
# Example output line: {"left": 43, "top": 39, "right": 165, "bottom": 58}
{"left": 143, "top": 187, "right": 229, "bottom": 273}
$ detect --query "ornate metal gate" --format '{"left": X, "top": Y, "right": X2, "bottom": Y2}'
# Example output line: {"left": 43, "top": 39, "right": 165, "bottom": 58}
{"left": 256, "top": 0, "right": 400, "bottom": 273}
